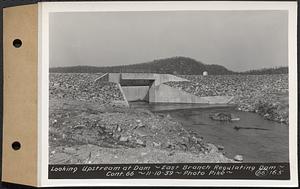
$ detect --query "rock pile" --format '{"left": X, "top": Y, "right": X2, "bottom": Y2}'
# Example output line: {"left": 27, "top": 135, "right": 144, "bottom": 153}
{"left": 49, "top": 73, "right": 124, "bottom": 104}
{"left": 49, "top": 100, "right": 210, "bottom": 161}
{"left": 209, "top": 112, "right": 232, "bottom": 121}
{"left": 166, "top": 74, "right": 288, "bottom": 124}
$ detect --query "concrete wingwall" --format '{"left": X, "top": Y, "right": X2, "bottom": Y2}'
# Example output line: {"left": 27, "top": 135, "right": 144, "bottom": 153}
{"left": 153, "top": 84, "right": 233, "bottom": 104}
{"left": 115, "top": 83, "right": 129, "bottom": 107}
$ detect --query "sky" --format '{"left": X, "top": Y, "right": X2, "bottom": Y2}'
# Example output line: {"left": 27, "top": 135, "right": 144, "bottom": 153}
{"left": 50, "top": 10, "right": 288, "bottom": 72}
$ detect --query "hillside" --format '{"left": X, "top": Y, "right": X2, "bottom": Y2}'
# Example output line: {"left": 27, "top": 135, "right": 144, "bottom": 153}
{"left": 50, "top": 56, "right": 288, "bottom": 75}
{"left": 240, "top": 67, "right": 288, "bottom": 75}
{"left": 50, "top": 57, "right": 234, "bottom": 75}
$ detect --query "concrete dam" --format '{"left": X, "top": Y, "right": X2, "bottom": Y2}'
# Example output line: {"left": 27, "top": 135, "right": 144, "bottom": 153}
{"left": 95, "top": 73, "right": 233, "bottom": 104}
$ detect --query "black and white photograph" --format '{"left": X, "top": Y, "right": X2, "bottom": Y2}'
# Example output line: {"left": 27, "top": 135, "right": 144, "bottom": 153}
{"left": 46, "top": 2, "right": 296, "bottom": 183}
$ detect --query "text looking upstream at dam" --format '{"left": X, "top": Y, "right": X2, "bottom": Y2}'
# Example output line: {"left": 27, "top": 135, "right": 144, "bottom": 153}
{"left": 49, "top": 163, "right": 289, "bottom": 179}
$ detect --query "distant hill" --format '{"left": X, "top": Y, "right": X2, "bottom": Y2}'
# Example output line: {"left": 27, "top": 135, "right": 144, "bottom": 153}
{"left": 240, "top": 67, "right": 288, "bottom": 75}
{"left": 50, "top": 56, "right": 288, "bottom": 75}
{"left": 50, "top": 56, "right": 234, "bottom": 75}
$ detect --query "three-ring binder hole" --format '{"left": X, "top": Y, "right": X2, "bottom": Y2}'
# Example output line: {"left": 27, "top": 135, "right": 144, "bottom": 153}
{"left": 13, "top": 39, "right": 22, "bottom": 48}
{"left": 12, "top": 141, "right": 21, "bottom": 151}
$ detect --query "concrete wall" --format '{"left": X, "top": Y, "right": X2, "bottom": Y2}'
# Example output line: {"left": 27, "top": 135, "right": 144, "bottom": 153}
{"left": 120, "top": 79, "right": 154, "bottom": 86}
{"left": 109, "top": 73, "right": 121, "bottom": 83}
{"left": 153, "top": 84, "right": 233, "bottom": 104}
{"left": 118, "top": 73, "right": 190, "bottom": 103}
{"left": 122, "top": 86, "right": 150, "bottom": 102}
{"left": 121, "top": 73, "right": 156, "bottom": 80}
{"left": 120, "top": 73, "right": 188, "bottom": 86}
{"left": 153, "top": 74, "right": 188, "bottom": 86}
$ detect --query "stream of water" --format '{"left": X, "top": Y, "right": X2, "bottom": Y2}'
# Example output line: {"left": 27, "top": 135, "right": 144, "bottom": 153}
{"left": 130, "top": 102, "right": 289, "bottom": 163}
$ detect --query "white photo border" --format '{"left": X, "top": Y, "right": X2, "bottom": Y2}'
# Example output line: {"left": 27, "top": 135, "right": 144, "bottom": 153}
{"left": 38, "top": 1, "right": 298, "bottom": 187}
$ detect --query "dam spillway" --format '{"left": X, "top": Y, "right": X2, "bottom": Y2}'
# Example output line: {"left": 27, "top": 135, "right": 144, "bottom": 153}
{"left": 95, "top": 73, "right": 233, "bottom": 104}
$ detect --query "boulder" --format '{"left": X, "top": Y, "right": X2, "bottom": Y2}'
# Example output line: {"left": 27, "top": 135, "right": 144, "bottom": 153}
{"left": 217, "top": 145, "right": 224, "bottom": 151}
{"left": 152, "top": 142, "right": 161, "bottom": 147}
{"left": 136, "top": 139, "right": 145, "bottom": 146}
{"left": 63, "top": 147, "right": 76, "bottom": 154}
{"left": 234, "top": 155, "right": 243, "bottom": 162}
{"left": 119, "top": 136, "right": 129, "bottom": 142}
{"left": 209, "top": 112, "right": 232, "bottom": 121}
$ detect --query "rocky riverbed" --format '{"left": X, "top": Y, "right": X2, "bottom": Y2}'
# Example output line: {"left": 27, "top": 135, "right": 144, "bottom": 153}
{"left": 166, "top": 74, "right": 288, "bottom": 124}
